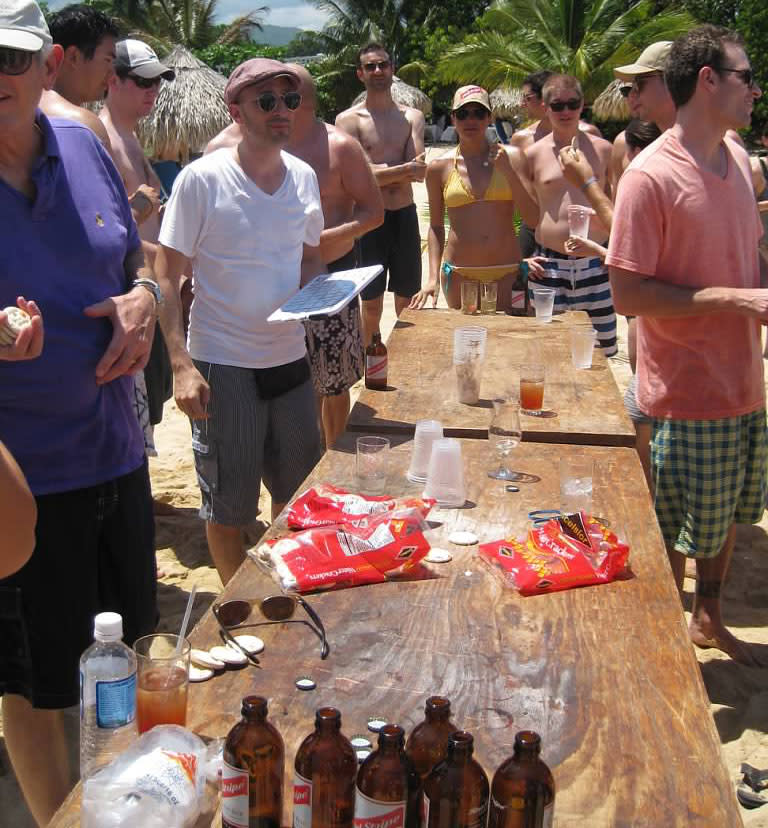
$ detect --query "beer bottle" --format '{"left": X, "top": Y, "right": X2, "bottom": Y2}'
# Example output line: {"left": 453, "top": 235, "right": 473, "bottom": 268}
{"left": 506, "top": 264, "right": 530, "bottom": 317}
{"left": 488, "top": 730, "right": 555, "bottom": 828}
{"left": 355, "top": 723, "right": 420, "bottom": 827}
{"left": 222, "top": 695, "right": 284, "bottom": 828}
{"left": 405, "top": 696, "right": 457, "bottom": 781}
{"left": 365, "top": 333, "right": 388, "bottom": 390}
{"left": 423, "top": 731, "right": 489, "bottom": 828}
{"left": 293, "top": 706, "right": 357, "bottom": 828}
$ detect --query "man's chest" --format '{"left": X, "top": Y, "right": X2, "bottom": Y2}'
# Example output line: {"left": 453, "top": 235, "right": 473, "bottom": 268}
{"left": 114, "top": 139, "right": 150, "bottom": 192}
{"left": 356, "top": 114, "right": 410, "bottom": 162}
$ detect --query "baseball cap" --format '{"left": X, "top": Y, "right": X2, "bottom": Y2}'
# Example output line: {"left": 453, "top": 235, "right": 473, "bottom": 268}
{"left": 0, "top": 0, "right": 52, "bottom": 52}
{"left": 451, "top": 85, "right": 491, "bottom": 112}
{"left": 225, "top": 58, "right": 300, "bottom": 104}
{"left": 115, "top": 39, "right": 175, "bottom": 80}
{"left": 613, "top": 41, "right": 673, "bottom": 81}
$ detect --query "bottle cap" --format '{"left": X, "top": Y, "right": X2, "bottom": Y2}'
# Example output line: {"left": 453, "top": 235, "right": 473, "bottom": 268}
{"left": 93, "top": 612, "right": 123, "bottom": 641}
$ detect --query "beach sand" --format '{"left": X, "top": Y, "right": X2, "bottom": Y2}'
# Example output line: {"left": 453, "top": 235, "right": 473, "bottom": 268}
{"left": 2, "top": 151, "right": 768, "bottom": 826}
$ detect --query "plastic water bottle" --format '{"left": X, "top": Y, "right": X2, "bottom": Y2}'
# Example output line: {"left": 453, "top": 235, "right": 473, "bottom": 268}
{"left": 79, "top": 612, "right": 138, "bottom": 780}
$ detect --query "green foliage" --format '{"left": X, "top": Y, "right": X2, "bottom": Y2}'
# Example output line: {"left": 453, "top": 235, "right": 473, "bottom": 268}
{"left": 285, "top": 29, "right": 328, "bottom": 56}
{"left": 732, "top": 0, "right": 768, "bottom": 139}
{"left": 194, "top": 42, "right": 288, "bottom": 75}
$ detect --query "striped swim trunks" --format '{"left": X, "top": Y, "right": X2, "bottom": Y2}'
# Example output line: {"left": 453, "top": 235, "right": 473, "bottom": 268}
{"left": 532, "top": 245, "right": 617, "bottom": 356}
{"left": 651, "top": 409, "right": 768, "bottom": 558}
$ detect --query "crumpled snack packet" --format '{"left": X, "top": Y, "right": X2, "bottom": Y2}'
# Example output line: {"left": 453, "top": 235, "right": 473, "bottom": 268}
{"left": 478, "top": 512, "right": 630, "bottom": 595}
{"left": 253, "top": 507, "right": 432, "bottom": 593}
{"left": 282, "top": 483, "right": 434, "bottom": 529}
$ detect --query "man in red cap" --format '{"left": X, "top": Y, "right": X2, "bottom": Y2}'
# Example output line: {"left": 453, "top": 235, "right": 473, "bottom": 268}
{"left": 154, "top": 58, "right": 325, "bottom": 585}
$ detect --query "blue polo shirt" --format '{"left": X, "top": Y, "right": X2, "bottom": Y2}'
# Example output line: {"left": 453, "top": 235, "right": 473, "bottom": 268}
{"left": 0, "top": 113, "right": 144, "bottom": 495}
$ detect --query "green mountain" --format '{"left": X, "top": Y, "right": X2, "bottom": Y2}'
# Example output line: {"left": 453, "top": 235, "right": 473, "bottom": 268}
{"left": 252, "top": 24, "right": 303, "bottom": 46}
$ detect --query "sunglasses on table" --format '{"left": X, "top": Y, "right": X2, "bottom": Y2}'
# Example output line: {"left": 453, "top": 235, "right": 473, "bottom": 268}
{"left": 362, "top": 60, "right": 391, "bottom": 72}
{"left": 243, "top": 91, "right": 302, "bottom": 112}
{"left": 548, "top": 98, "right": 582, "bottom": 112}
{"left": 454, "top": 105, "right": 490, "bottom": 121}
{"left": 127, "top": 74, "right": 163, "bottom": 89}
{"left": 718, "top": 67, "right": 755, "bottom": 88}
{"left": 212, "top": 594, "right": 329, "bottom": 664}
{"left": 0, "top": 47, "right": 34, "bottom": 76}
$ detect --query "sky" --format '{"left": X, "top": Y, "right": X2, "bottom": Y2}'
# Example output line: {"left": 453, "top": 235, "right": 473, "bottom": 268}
{"left": 227, "top": 1, "right": 330, "bottom": 30}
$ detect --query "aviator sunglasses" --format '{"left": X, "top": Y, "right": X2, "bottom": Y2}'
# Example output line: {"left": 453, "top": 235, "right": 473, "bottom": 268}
{"left": 454, "top": 105, "right": 489, "bottom": 121}
{"left": 548, "top": 98, "right": 582, "bottom": 112}
{"left": 244, "top": 90, "right": 302, "bottom": 112}
{"left": 128, "top": 74, "right": 163, "bottom": 89}
{"left": 719, "top": 67, "right": 755, "bottom": 87}
{"left": 362, "top": 60, "right": 391, "bottom": 72}
{"left": 0, "top": 46, "right": 34, "bottom": 76}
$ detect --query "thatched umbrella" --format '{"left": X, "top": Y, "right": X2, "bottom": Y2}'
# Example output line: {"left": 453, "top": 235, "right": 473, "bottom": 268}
{"left": 136, "top": 46, "right": 232, "bottom": 163}
{"left": 592, "top": 79, "right": 631, "bottom": 122}
{"left": 489, "top": 86, "right": 524, "bottom": 121}
{"left": 353, "top": 75, "right": 432, "bottom": 116}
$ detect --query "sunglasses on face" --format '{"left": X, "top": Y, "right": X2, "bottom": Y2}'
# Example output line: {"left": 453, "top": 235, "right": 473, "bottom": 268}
{"left": 548, "top": 98, "right": 582, "bottom": 112}
{"left": 243, "top": 91, "right": 302, "bottom": 112}
{"left": 212, "top": 594, "right": 329, "bottom": 663}
{"left": 523, "top": 92, "right": 540, "bottom": 103}
{"left": 619, "top": 84, "right": 633, "bottom": 98}
{"left": 0, "top": 47, "right": 34, "bottom": 76}
{"left": 128, "top": 74, "right": 162, "bottom": 89}
{"left": 454, "top": 105, "right": 489, "bottom": 120}
{"left": 362, "top": 60, "right": 391, "bottom": 72}
{"left": 718, "top": 67, "right": 755, "bottom": 88}
{"left": 632, "top": 74, "right": 663, "bottom": 93}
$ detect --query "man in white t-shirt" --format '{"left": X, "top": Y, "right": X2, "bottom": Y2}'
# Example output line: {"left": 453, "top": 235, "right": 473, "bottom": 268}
{"left": 155, "top": 58, "right": 325, "bottom": 584}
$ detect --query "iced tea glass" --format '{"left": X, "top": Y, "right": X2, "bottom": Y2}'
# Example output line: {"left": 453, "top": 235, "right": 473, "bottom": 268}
{"left": 134, "top": 633, "right": 191, "bottom": 734}
{"left": 519, "top": 364, "right": 545, "bottom": 414}
{"left": 461, "top": 280, "right": 479, "bottom": 314}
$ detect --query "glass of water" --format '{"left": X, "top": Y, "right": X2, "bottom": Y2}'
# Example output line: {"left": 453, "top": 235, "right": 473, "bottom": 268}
{"left": 488, "top": 398, "right": 523, "bottom": 481}
{"left": 559, "top": 456, "right": 594, "bottom": 514}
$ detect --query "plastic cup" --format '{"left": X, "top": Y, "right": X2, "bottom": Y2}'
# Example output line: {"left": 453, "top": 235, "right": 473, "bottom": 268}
{"left": 480, "top": 282, "right": 498, "bottom": 314}
{"left": 567, "top": 205, "right": 591, "bottom": 239}
{"left": 134, "top": 634, "right": 191, "bottom": 735}
{"left": 519, "top": 363, "right": 545, "bottom": 413}
{"left": 356, "top": 436, "right": 390, "bottom": 494}
{"left": 570, "top": 328, "right": 597, "bottom": 369}
{"left": 407, "top": 419, "right": 444, "bottom": 483}
{"left": 560, "top": 456, "right": 594, "bottom": 515}
{"left": 453, "top": 326, "right": 487, "bottom": 364}
{"left": 461, "top": 280, "right": 479, "bottom": 314}
{"left": 532, "top": 287, "right": 556, "bottom": 323}
{"left": 423, "top": 438, "right": 466, "bottom": 507}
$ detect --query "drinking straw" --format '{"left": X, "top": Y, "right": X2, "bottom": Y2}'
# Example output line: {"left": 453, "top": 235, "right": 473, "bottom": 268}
{"left": 176, "top": 584, "right": 196, "bottom": 654}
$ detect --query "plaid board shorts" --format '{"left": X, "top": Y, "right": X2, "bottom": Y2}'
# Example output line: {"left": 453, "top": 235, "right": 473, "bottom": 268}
{"left": 651, "top": 409, "right": 768, "bottom": 558}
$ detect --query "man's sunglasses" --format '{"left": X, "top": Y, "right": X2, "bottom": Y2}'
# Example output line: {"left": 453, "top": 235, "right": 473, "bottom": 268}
{"left": 454, "top": 105, "right": 489, "bottom": 121}
{"left": 362, "top": 60, "right": 391, "bottom": 72}
{"left": 0, "top": 47, "right": 34, "bottom": 76}
{"left": 632, "top": 74, "right": 663, "bottom": 93}
{"left": 128, "top": 74, "right": 163, "bottom": 89}
{"left": 548, "top": 98, "right": 582, "bottom": 112}
{"left": 619, "top": 84, "right": 633, "bottom": 98}
{"left": 244, "top": 91, "right": 302, "bottom": 112}
{"left": 719, "top": 67, "right": 755, "bottom": 88}
{"left": 212, "top": 594, "right": 329, "bottom": 664}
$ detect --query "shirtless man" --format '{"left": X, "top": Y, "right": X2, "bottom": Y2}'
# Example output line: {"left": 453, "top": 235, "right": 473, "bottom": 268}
{"left": 204, "top": 67, "right": 384, "bottom": 447}
{"left": 524, "top": 73, "right": 617, "bottom": 355}
{"left": 335, "top": 43, "right": 426, "bottom": 346}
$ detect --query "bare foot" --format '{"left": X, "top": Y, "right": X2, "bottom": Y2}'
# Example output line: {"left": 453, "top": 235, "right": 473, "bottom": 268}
{"left": 690, "top": 622, "right": 766, "bottom": 667}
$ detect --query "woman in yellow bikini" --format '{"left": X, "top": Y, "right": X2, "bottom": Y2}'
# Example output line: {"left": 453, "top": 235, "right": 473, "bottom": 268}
{"left": 410, "top": 85, "right": 539, "bottom": 311}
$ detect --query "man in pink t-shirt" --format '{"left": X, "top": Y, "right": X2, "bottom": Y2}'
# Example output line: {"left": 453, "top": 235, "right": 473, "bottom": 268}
{"left": 606, "top": 25, "right": 768, "bottom": 667}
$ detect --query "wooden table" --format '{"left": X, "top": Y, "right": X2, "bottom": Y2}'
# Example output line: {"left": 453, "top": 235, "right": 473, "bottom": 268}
{"left": 51, "top": 434, "right": 742, "bottom": 826}
{"left": 347, "top": 308, "right": 636, "bottom": 447}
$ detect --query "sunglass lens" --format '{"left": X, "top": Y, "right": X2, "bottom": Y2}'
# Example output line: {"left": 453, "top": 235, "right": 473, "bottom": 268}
{"left": 260, "top": 594, "right": 296, "bottom": 621}
{"left": 216, "top": 599, "right": 251, "bottom": 626}
{"left": 284, "top": 92, "right": 301, "bottom": 110}
{"left": 0, "top": 47, "right": 33, "bottom": 75}
{"left": 258, "top": 93, "right": 278, "bottom": 112}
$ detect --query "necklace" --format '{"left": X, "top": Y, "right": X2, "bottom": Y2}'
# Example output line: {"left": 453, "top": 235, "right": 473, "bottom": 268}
{"left": 459, "top": 146, "right": 492, "bottom": 168}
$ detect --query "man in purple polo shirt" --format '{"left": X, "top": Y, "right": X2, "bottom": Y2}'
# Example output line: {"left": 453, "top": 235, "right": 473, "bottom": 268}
{"left": 0, "top": 1, "right": 159, "bottom": 823}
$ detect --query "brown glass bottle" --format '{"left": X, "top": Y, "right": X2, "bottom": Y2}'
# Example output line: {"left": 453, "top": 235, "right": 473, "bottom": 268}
{"left": 423, "top": 731, "right": 489, "bottom": 828}
{"left": 405, "top": 696, "right": 457, "bottom": 781}
{"left": 365, "top": 333, "right": 388, "bottom": 390}
{"left": 222, "top": 695, "right": 285, "bottom": 828}
{"left": 293, "top": 707, "right": 357, "bottom": 828}
{"left": 505, "top": 266, "right": 530, "bottom": 317}
{"left": 488, "top": 730, "right": 555, "bottom": 828}
{"left": 355, "top": 723, "right": 420, "bottom": 827}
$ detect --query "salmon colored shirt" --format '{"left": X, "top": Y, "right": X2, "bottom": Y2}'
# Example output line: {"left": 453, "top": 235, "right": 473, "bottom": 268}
{"left": 606, "top": 129, "right": 764, "bottom": 420}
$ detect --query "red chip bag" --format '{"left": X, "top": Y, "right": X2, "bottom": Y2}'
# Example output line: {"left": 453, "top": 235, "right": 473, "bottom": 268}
{"left": 254, "top": 507, "right": 431, "bottom": 593}
{"left": 283, "top": 484, "right": 435, "bottom": 529}
{"left": 478, "top": 512, "right": 629, "bottom": 595}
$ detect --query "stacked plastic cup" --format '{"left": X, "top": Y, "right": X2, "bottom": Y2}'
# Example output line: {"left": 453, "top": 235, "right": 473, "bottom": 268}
{"left": 406, "top": 419, "right": 444, "bottom": 483}
{"left": 423, "top": 438, "right": 466, "bottom": 507}
{"left": 532, "top": 286, "right": 556, "bottom": 323}
{"left": 453, "top": 326, "right": 488, "bottom": 404}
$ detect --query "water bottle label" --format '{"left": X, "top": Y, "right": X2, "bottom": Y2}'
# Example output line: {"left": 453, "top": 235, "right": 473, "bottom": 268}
{"left": 293, "top": 771, "right": 312, "bottom": 828}
{"left": 95, "top": 673, "right": 136, "bottom": 728}
{"left": 221, "top": 760, "right": 249, "bottom": 828}
{"left": 353, "top": 788, "right": 405, "bottom": 827}
{"left": 366, "top": 355, "right": 387, "bottom": 380}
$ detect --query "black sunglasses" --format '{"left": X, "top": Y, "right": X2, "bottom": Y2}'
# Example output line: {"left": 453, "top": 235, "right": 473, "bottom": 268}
{"left": 549, "top": 98, "right": 582, "bottom": 112}
{"left": 128, "top": 74, "right": 162, "bottom": 89}
{"left": 619, "top": 84, "right": 632, "bottom": 98}
{"left": 362, "top": 60, "right": 391, "bottom": 72}
{"left": 454, "top": 106, "right": 489, "bottom": 121}
{"left": 244, "top": 91, "right": 302, "bottom": 112}
{"left": 212, "top": 594, "right": 329, "bottom": 663}
{"left": 0, "top": 47, "right": 34, "bottom": 76}
{"left": 718, "top": 67, "right": 755, "bottom": 88}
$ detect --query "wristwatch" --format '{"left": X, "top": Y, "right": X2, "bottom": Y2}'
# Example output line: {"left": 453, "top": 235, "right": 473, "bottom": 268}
{"left": 132, "top": 278, "right": 164, "bottom": 307}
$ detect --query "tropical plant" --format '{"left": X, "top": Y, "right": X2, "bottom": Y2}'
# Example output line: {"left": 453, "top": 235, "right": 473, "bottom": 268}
{"left": 437, "top": 0, "right": 695, "bottom": 101}
{"left": 194, "top": 42, "right": 287, "bottom": 75}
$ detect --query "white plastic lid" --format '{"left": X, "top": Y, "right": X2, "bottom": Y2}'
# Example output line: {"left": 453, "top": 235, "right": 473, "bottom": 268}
{"left": 94, "top": 612, "right": 124, "bottom": 641}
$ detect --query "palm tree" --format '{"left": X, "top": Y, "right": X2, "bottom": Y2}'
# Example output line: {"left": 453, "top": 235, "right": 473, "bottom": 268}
{"left": 437, "top": 0, "right": 695, "bottom": 101}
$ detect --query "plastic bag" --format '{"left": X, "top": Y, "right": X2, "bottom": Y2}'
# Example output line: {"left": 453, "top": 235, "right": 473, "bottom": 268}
{"left": 478, "top": 512, "right": 629, "bottom": 596}
{"left": 81, "top": 725, "right": 206, "bottom": 828}
{"left": 253, "top": 507, "right": 432, "bottom": 592}
{"left": 281, "top": 483, "right": 434, "bottom": 529}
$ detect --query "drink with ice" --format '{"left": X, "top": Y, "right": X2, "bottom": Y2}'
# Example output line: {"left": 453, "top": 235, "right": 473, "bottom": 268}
{"left": 567, "top": 205, "right": 591, "bottom": 239}
{"left": 560, "top": 476, "right": 593, "bottom": 514}
{"left": 136, "top": 666, "right": 188, "bottom": 734}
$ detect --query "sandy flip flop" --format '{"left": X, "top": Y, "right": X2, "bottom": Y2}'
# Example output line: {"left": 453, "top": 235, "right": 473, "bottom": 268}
{"left": 738, "top": 763, "right": 768, "bottom": 808}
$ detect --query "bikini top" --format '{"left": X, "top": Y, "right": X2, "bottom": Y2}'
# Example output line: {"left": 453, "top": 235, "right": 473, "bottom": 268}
{"left": 443, "top": 147, "right": 515, "bottom": 208}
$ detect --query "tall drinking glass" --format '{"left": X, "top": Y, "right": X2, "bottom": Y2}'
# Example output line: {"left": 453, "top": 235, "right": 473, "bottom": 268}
{"left": 519, "top": 364, "right": 545, "bottom": 414}
{"left": 134, "top": 634, "right": 191, "bottom": 735}
{"left": 488, "top": 399, "right": 523, "bottom": 481}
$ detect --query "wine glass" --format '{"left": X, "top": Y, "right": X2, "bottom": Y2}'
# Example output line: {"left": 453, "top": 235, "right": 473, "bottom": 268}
{"left": 488, "top": 397, "right": 523, "bottom": 481}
